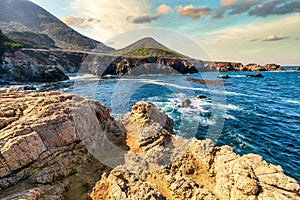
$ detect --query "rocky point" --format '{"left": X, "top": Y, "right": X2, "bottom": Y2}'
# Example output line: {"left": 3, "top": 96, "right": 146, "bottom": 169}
{"left": 0, "top": 92, "right": 299, "bottom": 200}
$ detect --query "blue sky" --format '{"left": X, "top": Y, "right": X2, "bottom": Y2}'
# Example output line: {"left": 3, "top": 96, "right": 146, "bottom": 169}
{"left": 30, "top": 0, "right": 300, "bottom": 65}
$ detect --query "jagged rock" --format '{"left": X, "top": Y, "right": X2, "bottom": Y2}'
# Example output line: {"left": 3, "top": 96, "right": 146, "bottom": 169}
{"left": 0, "top": 91, "right": 127, "bottom": 199}
{"left": 91, "top": 102, "right": 300, "bottom": 200}
{"left": 0, "top": 94, "right": 299, "bottom": 200}
{"left": 0, "top": 51, "right": 72, "bottom": 82}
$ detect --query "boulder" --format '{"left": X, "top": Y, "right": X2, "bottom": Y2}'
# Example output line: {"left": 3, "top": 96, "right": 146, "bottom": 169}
{"left": 0, "top": 91, "right": 127, "bottom": 199}
{"left": 180, "top": 99, "right": 192, "bottom": 108}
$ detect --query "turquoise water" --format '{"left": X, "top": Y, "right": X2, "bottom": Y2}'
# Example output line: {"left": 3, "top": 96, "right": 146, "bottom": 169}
{"left": 70, "top": 71, "right": 300, "bottom": 182}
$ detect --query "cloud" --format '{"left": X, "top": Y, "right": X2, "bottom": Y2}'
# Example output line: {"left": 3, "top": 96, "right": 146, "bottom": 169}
{"left": 127, "top": 14, "right": 160, "bottom": 24}
{"left": 264, "top": 35, "right": 290, "bottom": 41}
{"left": 63, "top": 15, "right": 90, "bottom": 28}
{"left": 221, "top": 0, "right": 235, "bottom": 7}
{"left": 70, "top": 0, "right": 150, "bottom": 41}
{"left": 157, "top": 4, "right": 172, "bottom": 15}
{"left": 249, "top": 0, "right": 300, "bottom": 17}
{"left": 227, "top": 0, "right": 259, "bottom": 15}
{"left": 220, "top": 0, "right": 300, "bottom": 17}
{"left": 177, "top": 5, "right": 211, "bottom": 21}
{"left": 212, "top": 9, "right": 226, "bottom": 19}
{"left": 127, "top": 4, "right": 172, "bottom": 24}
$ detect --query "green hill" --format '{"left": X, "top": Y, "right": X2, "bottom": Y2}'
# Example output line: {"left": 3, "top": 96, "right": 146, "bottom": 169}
{"left": 115, "top": 37, "right": 187, "bottom": 58}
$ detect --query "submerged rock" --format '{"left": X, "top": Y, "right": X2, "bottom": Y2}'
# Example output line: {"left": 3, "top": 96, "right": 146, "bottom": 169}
{"left": 246, "top": 73, "right": 264, "bottom": 78}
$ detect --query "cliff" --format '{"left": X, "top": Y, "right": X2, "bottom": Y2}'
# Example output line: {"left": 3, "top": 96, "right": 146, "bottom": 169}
{"left": 0, "top": 92, "right": 299, "bottom": 199}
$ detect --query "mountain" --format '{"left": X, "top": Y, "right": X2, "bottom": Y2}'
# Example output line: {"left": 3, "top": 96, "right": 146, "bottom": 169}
{"left": 0, "top": 0, "right": 113, "bottom": 52}
{"left": 116, "top": 37, "right": 187, "bottom": 58}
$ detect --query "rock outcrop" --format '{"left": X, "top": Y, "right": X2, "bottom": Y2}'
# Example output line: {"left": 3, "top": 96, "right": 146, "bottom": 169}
{"left": 0, "top": 91, "right": 127, "bottom": 199}
{"left": 0, "top": 93, "right": 299, "bottom": 200}
{"left": 90, "top": 102, "right": 300, "bottom": 200}
{"left": 0, "top": 49, "right": 88, "bottom": 82}
{"left": 90, "top": 56, "right": 199, "bottom": 77}
{"left": 204, "top": 62, "right": 283, "bottom": 72}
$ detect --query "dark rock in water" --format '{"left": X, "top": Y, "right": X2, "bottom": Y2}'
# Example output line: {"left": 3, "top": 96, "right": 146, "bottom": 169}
{"left": 197, "top": 94, "right": 207, "bottom": 99}
{"left": 217, "top": 74, "right": 230, "bottom": 79}
{"left": 23, "top": 85, "right": 36, "bottom": 91}
{"left": 44, "top": 67, "right": 69, "bottom": 81}
{"left": 180, "top": 99, "right": 192, "bottom": 108}
{"left": 246, "top": 73, "right": 264, "bottom": 78}
{"left": 264, "top": 84, "right": 278, "bottom": 87}
{"left": 187, "top": 78, "right": 232, "bottom": 86}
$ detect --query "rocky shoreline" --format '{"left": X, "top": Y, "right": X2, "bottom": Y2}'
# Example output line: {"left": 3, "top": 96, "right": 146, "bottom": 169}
{"left": 1, "top": 48, "right": 297, "bottom": 84}
{"left": 0, "top": 92, "right": 299, "bottom": 199}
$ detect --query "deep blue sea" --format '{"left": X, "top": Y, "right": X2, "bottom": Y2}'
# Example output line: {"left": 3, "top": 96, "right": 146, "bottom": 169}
{"left": 60, "top": 70, "right": 299, "bottom": 183}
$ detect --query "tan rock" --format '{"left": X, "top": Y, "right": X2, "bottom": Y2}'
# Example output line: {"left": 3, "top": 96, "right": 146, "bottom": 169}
{"left": 0, "top": 91, "right": 126, "bottom": 199}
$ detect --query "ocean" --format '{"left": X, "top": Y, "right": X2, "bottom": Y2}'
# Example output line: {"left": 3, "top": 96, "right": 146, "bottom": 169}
{"left": 68, "top": 70, "right": 300, "bottom": 183}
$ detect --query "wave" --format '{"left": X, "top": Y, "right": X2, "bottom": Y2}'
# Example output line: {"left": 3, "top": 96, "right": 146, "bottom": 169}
{"left": 282, "top": 99, "right": 300, "bottom": 105}
{"left": 118, "top": 78, "right": 248, "bottom": 97}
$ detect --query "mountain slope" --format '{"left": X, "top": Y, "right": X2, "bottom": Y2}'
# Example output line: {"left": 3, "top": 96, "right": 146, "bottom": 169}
{"left": 0, "top": 0, "right": 113, "bottom": 52}
{"left": 0, "top": 29, "right": 22, "bottom": 57}
{"left": 116, "top": 37, "right": 187, "bottom": 58}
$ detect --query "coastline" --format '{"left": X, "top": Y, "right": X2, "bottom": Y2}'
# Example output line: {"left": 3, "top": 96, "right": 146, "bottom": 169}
{"left": 0, "top": 91, "right": 299, "bottom": 199}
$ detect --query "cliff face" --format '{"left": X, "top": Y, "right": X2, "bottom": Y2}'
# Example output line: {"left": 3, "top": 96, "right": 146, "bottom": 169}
{"left": 83, "top": 55, "right": 199, "bottom": 77}
{"left": 0, "top": 92, "right": 299, "bottom": 199}
{"left": 0, "top": 49, "right": 89, "bottom": 83}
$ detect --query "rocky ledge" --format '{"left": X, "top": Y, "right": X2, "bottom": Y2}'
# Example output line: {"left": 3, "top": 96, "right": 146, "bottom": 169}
{"left": 0, "top": 92, "right": 299, "bottom": 200}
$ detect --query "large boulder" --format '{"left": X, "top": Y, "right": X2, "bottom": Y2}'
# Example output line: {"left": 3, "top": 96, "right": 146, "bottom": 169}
{"left": 0, "top": 91, "right": 127, "bottom": 199}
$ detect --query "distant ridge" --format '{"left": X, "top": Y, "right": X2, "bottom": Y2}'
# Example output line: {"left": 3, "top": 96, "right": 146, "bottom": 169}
{"left": 116, "top": 37, "right": 187, "bottom": 58}
{"left": 0, "top": 0, "right": 114, "bottom": 52}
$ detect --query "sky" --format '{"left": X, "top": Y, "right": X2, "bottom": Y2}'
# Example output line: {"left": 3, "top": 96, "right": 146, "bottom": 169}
{"left": 30, "top": 0, "right": 300, "bottom": 65}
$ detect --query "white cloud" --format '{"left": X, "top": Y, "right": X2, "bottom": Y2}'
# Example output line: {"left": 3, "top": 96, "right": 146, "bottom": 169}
{"left": 157, "top": 4, "right": 172, "bottom": 15}
{"left": 70, "top": 0, "right": 150, "bottom": 41}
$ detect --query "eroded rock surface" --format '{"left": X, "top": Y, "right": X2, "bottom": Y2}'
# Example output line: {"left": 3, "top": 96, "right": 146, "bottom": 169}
{"left": 0, "top": 91, "right": 126, "bottom": 199}
{"left": 0, "top": 93, "right": 299, "bottom": 200}
{"left": 90, "top": 102, "right": 300, "bottom": 200}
